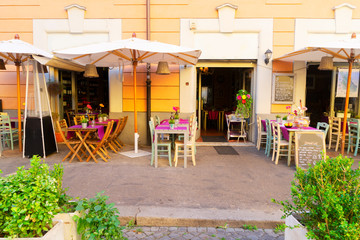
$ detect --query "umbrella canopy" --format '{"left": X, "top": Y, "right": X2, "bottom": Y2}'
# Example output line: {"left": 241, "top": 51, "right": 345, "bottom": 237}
{"left": 0, "top": 35, "right": 53, "bottom": 151}
{"left": 274, "top": 33, "right": 360, "bottom": 154}
{"left": 54, "top": 34, "right": 202, "bottom": 153}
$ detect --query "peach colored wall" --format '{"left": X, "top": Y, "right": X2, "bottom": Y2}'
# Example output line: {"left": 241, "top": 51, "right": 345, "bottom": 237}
{"left": 1, "top": 0, "right": 360, "bottom": 111}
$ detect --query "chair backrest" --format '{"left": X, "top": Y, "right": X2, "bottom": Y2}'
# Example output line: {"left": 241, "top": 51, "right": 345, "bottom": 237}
{"left": 265, "top": 119, "right": 272, "bottom": 138}
{"left": 0, "top": 115, "right": 12, "bottom": 131}
{"left": 149, "top": 119, "right": 155, "bottom": 144}
{"left": 257, "top": 116, "right": 262, "bottom": 132}
{"left": 0, "top": 112, "right": 8, "bottom": 116}
{"left": 329, "top": 116, "right": 341, "bottom": 134}
{"left": 347, "top": 118, "right": 360, "bottom": 137}
{"left": 316, "top": 122, "right": 330, "bottom": 137}
{"left": 189, "top": 121, "right": 197, "bottom": 143}
{"left": 56, "top": 120, "right": 69, "bottom": 143}
{"left": 98, "top": 121, "right": 114, "bottom": 146}
{"left": 119, "top": 116, "right": 128, "bottom": 131}
{"left": 154, "top": 115, "right": 160, "bottom": 126}
{"left": 272, "top": 122, "right": 282, "bottom": 143}
{"left": 73, "top": 115, "right": 84, "bottom": 125}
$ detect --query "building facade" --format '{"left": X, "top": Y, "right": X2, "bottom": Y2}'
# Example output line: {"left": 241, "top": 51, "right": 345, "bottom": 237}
{"left": 1, "top": 0, "right": 360, "bottom": 144}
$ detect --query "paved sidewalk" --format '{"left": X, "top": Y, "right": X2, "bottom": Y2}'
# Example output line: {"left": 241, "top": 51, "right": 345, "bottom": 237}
{"left": 122, "top": 226, "right": 284, "bottom": 240}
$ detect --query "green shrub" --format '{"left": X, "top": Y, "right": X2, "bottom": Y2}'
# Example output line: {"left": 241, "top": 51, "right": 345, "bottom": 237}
{"left": 0, "top": 156, "right": 61, "bottom": 238}
{"left": 74, "top": 192, "right": 126, "bottom": 240}
{"left": 273, "top": 155, "right": 360, "bottom": 240}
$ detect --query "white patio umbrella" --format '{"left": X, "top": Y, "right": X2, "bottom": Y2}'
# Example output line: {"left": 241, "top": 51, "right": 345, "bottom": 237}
{"left": 54, "top": 33, "right": 202, "bottom": 153}
{"left": 274, "top": 33, "right": 360, "bottom": 154}
{"left": 0, "top": 34, "right": 53, "bottom": 151}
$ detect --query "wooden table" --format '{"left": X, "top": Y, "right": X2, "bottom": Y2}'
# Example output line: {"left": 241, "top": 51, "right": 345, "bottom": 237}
{"left": 154, "top": 125, "right": 189, "bottom": 168}
{"left": 67, "top": 125, "right": 104, "bottom": 162}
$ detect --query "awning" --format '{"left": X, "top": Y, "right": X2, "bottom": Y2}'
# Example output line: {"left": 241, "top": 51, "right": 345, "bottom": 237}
{"left": 33, "top": 55, "right": 85, "bottom": 72}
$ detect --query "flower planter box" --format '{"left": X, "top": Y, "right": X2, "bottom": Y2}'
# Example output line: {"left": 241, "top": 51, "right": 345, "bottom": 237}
{"left": 336, "top": 112, "right": 351, "bottom": 118}
{"left": 53, "top": 212, "right": 81, "bottom": 240}
{"left": 285, "top": 214, "right": 311, "bottom": 240}
{"left": 0, "top": 220, "right": 64, "bottom": 240}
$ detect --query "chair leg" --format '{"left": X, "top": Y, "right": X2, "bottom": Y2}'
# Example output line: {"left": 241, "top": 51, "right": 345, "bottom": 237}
{"left": 267, "top": 138, "right": 272, "bottom": 158}
{"left": 151, "top": 145, "right": 154, "bottom": 166}
{"left": 328, "top": 133, "right": 333, "bottom": 149}
{"left": 347, "top": 137, "right": 352, "bottom": 154}
{"left": 335, "top": 135, "right": 340, "bottom": 152}
{"left": 271, "top": 142, "right": 276, "bottom": 162}
{"left": 168, "top": 145, "right": 172, "bottom": 167}
{"left": 355, "top": 138, "right": 360, "bottom": 156}
{"left": 275, "top": 144, "right": 281, "bottom": 165}
{"left": 191, "top": 146, "right": 196, "bottom": 166}
{"left": 174, "top": 145, "right": 178, "bottom": 167}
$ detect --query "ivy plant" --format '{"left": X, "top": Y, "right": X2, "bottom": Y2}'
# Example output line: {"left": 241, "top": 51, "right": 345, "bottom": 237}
{"left": 73, "top": 192, "right": 126, "bottom": 240}
{"left": 0, "top": 156, "right": 61, "bottom": 238}
{"left": 273, "top": 155, "right": 360, "bottom": 240}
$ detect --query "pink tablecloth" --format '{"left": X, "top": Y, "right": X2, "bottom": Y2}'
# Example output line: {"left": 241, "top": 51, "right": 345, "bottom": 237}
{"left": 280, "top": 126, "right": 317, "bottom": 141}
{"left": 67, "top": 125, "right": 105, "bottom": 140}
{"left": 156, "top": 125, "right": 187, "bottom": 131}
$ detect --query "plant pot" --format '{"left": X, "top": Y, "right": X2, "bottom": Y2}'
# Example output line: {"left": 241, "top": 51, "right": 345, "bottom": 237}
{"left": 0, "top": 220, "right": 64, "bottom": 240}
{"left": 53, "top": 212, "right": 81, "bottom": 240}
{"left": 169, "top": 123, "right": 175, "bottom": 129}
{"left": 81, "top": 123, "right": 87, "bottom": 128}
{"left": 336, "top": 112, "right": 351, "bottom": 118}
{"left": 103, "top": 117, "right": 108, "bottom": 121}
{"left": 98, "top": 117, "right": 103, "bottom": 122}
{"left": 285, "top": 214, "right": 310, "bottom": 240}
{"left": 276, "top": 118, "right": 281, "bottom": 123}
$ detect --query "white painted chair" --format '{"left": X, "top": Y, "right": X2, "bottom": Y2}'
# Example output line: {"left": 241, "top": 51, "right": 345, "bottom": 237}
{"left": 174, "top": 121, "right": 197, "bottom": 167}
{"left": 256, "top": 116, "right": 267, "bottom": 150}
{"left": 272, "top": 122, "right": 290, "bottom": 165}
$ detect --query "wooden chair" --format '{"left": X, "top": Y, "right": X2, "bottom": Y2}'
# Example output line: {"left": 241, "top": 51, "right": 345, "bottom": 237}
{"left": 56, "top": 119, "right": 83, "bottom": 162}
{"left": 149, "top": 119, "right": 172, "bottom": 166}
{"left": 0, "top": 114, "right": 19, "bottom": 150}
{"left": 316, "top": 122, "right": 330, "bottom": 138}
{"left": 328, "top": 117, "right": 346, "bottom": 151}
{"left": 105, "top": 118, "right": 123, "bottom": 153}
{"left": 86, "top": 121, "right": 114, "bottom": 162}
{"left": 65, "top": 110, "right": 75, "bottom": 126}
{"left": 272, "top": 122, "right": 290, "bottom": 165}
{"left": 174, "top": 121, "right": 197, "bottom": 167}
{"left": 347, "top": 119, "right": 360, "bottom": 156}
{"left": 256, "top": 116, "right": 267, "bottom": 151}
{"left": 112, "top": 116, "right": 128, "bottom": 149}
{"left": 73, "top": 115, "right": 84, "bottom": 125}
{"left": 265, "top": 119, "right": 274, "bottom": 157}
{"left": 154, "top": 115, "right": 161, "bottom": 125}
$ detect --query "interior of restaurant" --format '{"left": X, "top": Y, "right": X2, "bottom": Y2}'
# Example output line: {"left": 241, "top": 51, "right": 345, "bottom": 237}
{"left": 306, "top": 64, "right": 360, "bottom": 127}
{"left": 59, "top": 68, "right": 109, "bottom": 120}
{"left": 197, "top": 67, "right": 252, "bottom": 140}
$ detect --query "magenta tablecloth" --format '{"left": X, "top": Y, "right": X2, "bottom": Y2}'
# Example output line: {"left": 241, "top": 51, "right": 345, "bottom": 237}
{"left": 155, "top": 125, "right": 187, "bottom": 131}
{"left": 280, "top": 126, "right": 317, "bottom": 141}
{"left": 67, "top": 125, "right": 105, "bottom": 140}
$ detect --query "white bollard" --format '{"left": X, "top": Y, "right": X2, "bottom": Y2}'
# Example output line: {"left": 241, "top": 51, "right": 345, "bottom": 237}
{"left": 134, "top": 132, "right": 140, "bottom": 153}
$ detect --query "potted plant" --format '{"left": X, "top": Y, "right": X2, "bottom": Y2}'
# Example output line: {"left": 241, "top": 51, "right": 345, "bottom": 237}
{"left": 275, "top": 115, "right": 281, "bottom": 123}
{"left": 169, "top": 118, "right": 175, "bottom": 129}
{"left": 336, "top": 110, "right": 351, "bottom": 118}
{"left": 235, "top": 89, "right": 253, "bottom": 119}
{"left": 272, "top": 155, "right": 360, "bottom": 240}
{"left": 81, "top": 118, "right": 88, "bottom": 128}
{"left": 98, "top": 114, "right": 104, "bottom": 122}
{"left": 73, "top": 192, "right": 125, "bottom": 240}
{"left": 282, "top": 116, "right": 287, "bottom": 124}
{"left": 0, "top": 156, "right": 65, "bottom": 239}
{"left": 102, "top": 114, "right": 108, "bottom": 121}
{"left": 173, "top": 106, "right": 180, "bottom": 124}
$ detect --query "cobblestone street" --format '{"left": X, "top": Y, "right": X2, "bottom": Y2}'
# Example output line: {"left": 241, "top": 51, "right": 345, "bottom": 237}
{"left": 122, "top": 226, "right": 284, "bottom": 240}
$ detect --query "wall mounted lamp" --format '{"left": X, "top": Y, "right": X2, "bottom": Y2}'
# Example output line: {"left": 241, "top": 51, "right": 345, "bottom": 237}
{"left": 264, "top": 49, "right": 272, "bottom": 65}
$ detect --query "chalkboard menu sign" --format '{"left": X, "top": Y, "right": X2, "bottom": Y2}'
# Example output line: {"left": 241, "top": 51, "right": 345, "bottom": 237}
{"left": 272, "top": 74, "right": 295, "bottom": 104}
{"left": 295, "top": 131, "right": 326, "bottom": 169}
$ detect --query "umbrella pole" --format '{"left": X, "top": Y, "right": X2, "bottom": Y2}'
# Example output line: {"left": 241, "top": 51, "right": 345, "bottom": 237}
{"left": 16, "top": 63, "right": 22, "bottom": 152}
{"left": 341, "top": 59, "right": 354, "bottom": 155}
{"left": 133, "top": 61, "right": 139, "bottom": 153}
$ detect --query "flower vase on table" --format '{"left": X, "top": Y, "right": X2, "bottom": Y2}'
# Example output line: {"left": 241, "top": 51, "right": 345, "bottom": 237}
{"left": 173, "top": 106, "right": 180, "bottom": 124}
{"left": 81, "top": 122, "right": 87, "bottom": 128}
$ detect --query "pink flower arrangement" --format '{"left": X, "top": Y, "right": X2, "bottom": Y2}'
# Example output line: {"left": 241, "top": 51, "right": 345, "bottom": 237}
{"left": 173, "top": 106, "right": 179, "bottom": 112}
{"left": 87, "top": 104, "right": 92, "bottom": 110}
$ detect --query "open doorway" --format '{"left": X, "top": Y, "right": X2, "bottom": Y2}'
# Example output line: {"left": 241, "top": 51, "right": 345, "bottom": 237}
{"left": 197, "top": 67, "right": 252, "bottom": 142}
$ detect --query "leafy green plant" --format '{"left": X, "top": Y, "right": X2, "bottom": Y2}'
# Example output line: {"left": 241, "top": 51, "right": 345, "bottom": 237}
{"left": 125, "top": 219, "right": 135, "bottom": 229}
{"left": 282, "top": 116, "right": 287, "bottom": 120}
{"left": 272, "top": 155, "right": 360, "bottom": 240}
{"left": 169, "top": 118, "right": 175, "bottom": 124}
{"left": 0, "top": 156, "right": 61, "bottom": 238}
{"left": 242, "top": 224, "right": 258, "bottom": 231}
{"left": 81, "top": 118, "right": 88, "bottom": 123}
{"left": 73, "top": 191, "right": 126, "bottom": 240}
{"left": 216, "top": 223, "right": 228, "bottom": 229}
{"left": 235, "top": 89, "right": 253, "bottom": 118}
{"left": 275, "top": 115, "right": 281, "bottom": 118}
{"left": 274, "top": 224, "right": 286, "bottom": 233}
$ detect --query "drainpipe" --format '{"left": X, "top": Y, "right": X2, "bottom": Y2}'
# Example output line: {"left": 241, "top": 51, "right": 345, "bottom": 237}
{"left": 146, "top": 0, "right": 151, "bottom": 145}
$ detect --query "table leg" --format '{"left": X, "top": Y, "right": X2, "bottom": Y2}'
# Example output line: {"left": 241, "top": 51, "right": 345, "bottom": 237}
{"left": 287, "top": 132, "right": 293, "bottom": 166}
{"left": 184, "top": 130, "right": 188, "bottom": 168}
{"left": 154, "top": 131, "right": 158, "bottom": 168}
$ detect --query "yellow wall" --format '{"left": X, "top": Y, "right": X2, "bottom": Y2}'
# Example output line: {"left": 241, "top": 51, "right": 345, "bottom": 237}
{"left": 1, "top": 0, "right": 360, "bottom": 111}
